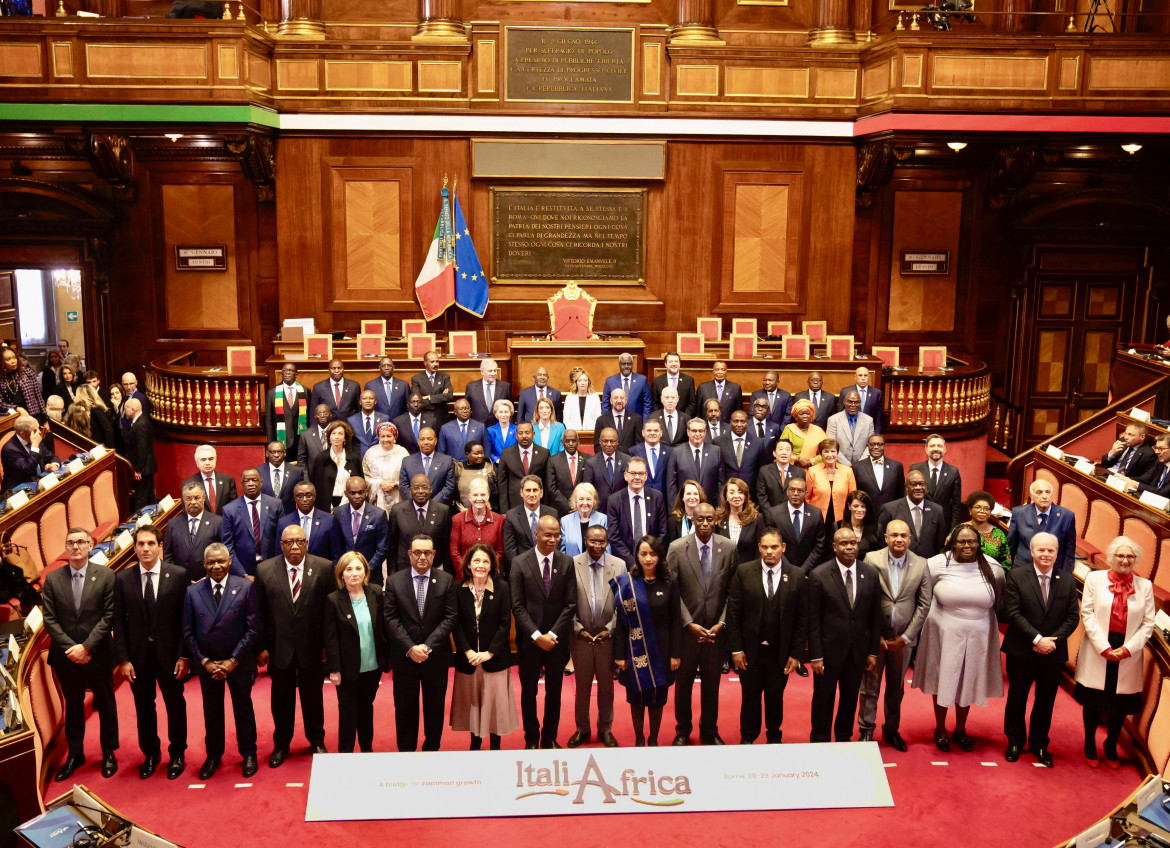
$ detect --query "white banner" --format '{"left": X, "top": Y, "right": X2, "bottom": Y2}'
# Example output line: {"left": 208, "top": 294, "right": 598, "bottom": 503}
{"left": 304, "top": 742, "right": 894, "bottom": 820}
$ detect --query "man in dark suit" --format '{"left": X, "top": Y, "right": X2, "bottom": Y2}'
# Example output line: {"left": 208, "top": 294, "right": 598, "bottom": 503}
{"left": 346, "top": 390, "right": 389, "bottom": 456}
{"left": 254, "top": 524, "right": 334, "bottom": 767}
{"left": 503, "top": 475, "right": 559, "bottom": 572}
{"left": 221, "top": 468, "right": 285, "bottom": 577}
{"left": 605, "top": 456, "right": 667, "bottom": 567}
{"left": 182, "top": 543, "right": 260, "bottom": 780}
{"left": 695, "top": 360, "right": 742, "bottom": 424}
{"left": 852, "top": 434, "right": 905, "bottom": 509}
{"left": 43, "top": 527, "right": 119, "bottom": 781}
{"left": 745, "top": 397, "right": 782, "bottom": 456}
{"left": 807, "top": 527, "right": 883, "bottom": 743}
{"left": 756, "top": 439, "right": 806, "bottom": 512}
{"left": 512, "top": 516, "right": 577, "bottom": 749}
{"left": 666, "top": 418, "right": 722, "bottom": 508}
{"left": 498, "top": 422, "right": 551, "bottom": 513}
{"left": 651, "top": 352, "right": 697, "bottom": 417}
{"left": 465, "top": 358, "right": 513, "bottom": 425}
{"left": 398, "top": 427, "right": 456, "bottom": 505}
{"left": 383, "top": 534, "right": 457, "bottom": 751}
{"left": 1002, "top": 532, "right": 1081, "bottom": 768}
{"left": 277, "top": 481, "right": 337, "bottom": 562}
{"left": 701, "top": 399, "right": 728, "bottom": 443}
{"left": 1135, "top": 433, "right": 1170, "bottom": 498}
{"left": 437, "top": 398, "right": 485, "bottom": 461}
{"left": 1101, "top": 421, "right": 1156, "bottom": 480}
{"left": 182, "top": 444, "right": 238, "bottom": 516}
{"left": 1007, "top": 478, "right": 1078, "bottom": 572}
{"left": 164, "top": 482, "right": 225, "bottom": 583}
{"left": 792, "top": 371, "right": 836, "bottom": 431}
{"left": 876, "top": 470, "right": 948, "bottom": 559}
{"left": 584, "top": 427, "right": 631, "bottom": 507}
{"left": 601, "top": 352, "right": 652, "bottom": 419}
{"left": 411, "top": 350, "right": 454, "bottom": 428}
{"left": 258, "top": 440, "right": 303, "bottom": 514}
{"left": 265, "top": 362, "right": 310, "bottom": 457}
{"left": 309, "top": 359, "right": 361, "bottom": 421}
{"left": 716, "top": 409, "right": 768, "bottom": 494}
{"left": 120, "top": 371, "right": 152, "bottom": 417}
{"left": 331, "top": 476, "right": 390, "bottom": 585}
{"left": 839, "top": 366, "right": 884, "bottom": 434}
{"left": 766, "top": 477, "right": 825, "bottom": 574}
{"left": 593, "top": 387, "right": 643, "bottom": 454}
{"left": 124, "top": 398, "right": 157, "bottom": 510}
{"left": 388, "top": 475, "right": 452, "bottom": 574}
{"left": 1, "top": 415, "right": 55, "bottom": 490}
{"left": 630, "top": 419, "right": 671, "bottom": 497}
{"left": 113, "top": 525, "right": 189, "bottom": 780}
{"left": 669, "top": 504, "right": 735, "bottom": 745}
{"left": 911, "top": 434, "right": 963, "bottom": 529}
{"left": 546, "top": 429, "right": 586, "bottom": 514}
{"left": 392, "top": 392, "right": 435, "bottom": 457}
{"left": 296, "top": 404, "right": 334, "bottom": 470}
{"left": 516, "top": 366, "right": 562, "bottom": 425}
{"left": 364, "top": 356, "right": 410, "bottom": 420}
{"left": 727, "top": 527, "right": 807, "bottom": 745}
{"left": 749, "top": 371, "right": 792, "bottom": 431}
{"left": 648, "top": 386, "right": 691, "bottom": 447}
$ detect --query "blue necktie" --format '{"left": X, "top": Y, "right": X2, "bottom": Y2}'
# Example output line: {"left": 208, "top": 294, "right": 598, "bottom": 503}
{"left": 529, "top": 511, "right": 537, "bottom": 537}
{"left": 700, "top": 543, "right": 711, "bottom": 582}
{"left": 649, "top": 447, "right": 657, "bottom": 479}
{"left": 413, "top": 417, "right": 419, "bottom": 442}
{"left": 385, "top": 381, "right": 394, "bottom": 408}
{"left": 793, "top": 509, "right": 802, "bottom": 538}
{"left": 1160, "top": 466, "right": 1169, "bottom": 487}
{"left": 423, "top": 454, "right": 431, "bottom": 477}
{"left": 460, "top": 421, "right": 467, "bottom": 444}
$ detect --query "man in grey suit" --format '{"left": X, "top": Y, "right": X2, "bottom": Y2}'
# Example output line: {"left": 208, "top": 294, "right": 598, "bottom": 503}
{"left": 856, "top": 520, "right": 931, "bottom": 751}
{"left": 824, "top": 391, "right": 875, "bottom": 467}
{"left": 876, "top": 470, "right": 948, "bottom": 559}
{"left": 567, "top": 526, "right": 625, "bottom": 749}
{"left": 668, "top": 503, "right": 736, "bottom": 746}
{"left": 43, "top": 527, "right": 119, "bottom": 781}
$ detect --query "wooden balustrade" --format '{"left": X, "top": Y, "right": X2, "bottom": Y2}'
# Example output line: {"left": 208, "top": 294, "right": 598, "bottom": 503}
{"left": 881, "top": 356, "right": 991, "bottom": 438}
{"left": 145, "top": 351, "right": 265, "bottom": 441}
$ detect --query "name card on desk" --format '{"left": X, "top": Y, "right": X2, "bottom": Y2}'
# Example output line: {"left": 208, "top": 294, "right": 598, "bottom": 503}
{"left": 159, "top": 494, "right": 175, "bottom": 512}
{"left": 135, "top": 512, "right": 153, "bottom": 528}
{"left": 66, "top": 458, "right": 85, "bottom": 475}
{"left": 7, "top": 491, "right": 28, "bottom": 510}
{"left": 1045, "top": 445, "right": 1065, "bottom": 460}
{"left": 38, "top": 474, "right": 58, "bottom": 492}
{"left": 114, "top": 530, "right": 133, "bottom": 551}
{"left": 1140, "top": 491, "right": 1170, "bottom": 511}
{"left": 1073, "top": 459, "right": 1097, "bottom": 475}
{"left": 23, "top": 606, "right": 41, "bottom": 634}
{"left": 1071, "top": 817, "right": 1112, "bottom": 848}
{"left": 89, "top": 551, "right": 109, "bottom": 566}
{"left": 1105, "top": 474, "right": 1129, "bottom": 492}
{"left": 1155, "top": 608, "right": 1170, "bottom": 635}
{"left": 1074, "top": 560, "right": 1092, "bottom": 580}
{"left": 1131, "top": 407, "right": 1152, "bottom": 422}
{"left": 90, "top": 444, "right": 107, "bottom": 460}
{"left": 6, "top": 634, "right": 18, "bottom": 666}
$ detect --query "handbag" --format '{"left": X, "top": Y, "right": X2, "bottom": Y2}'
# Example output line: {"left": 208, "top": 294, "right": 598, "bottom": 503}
{"left": 0, "top": 529, "right": 39, "bottom": 583}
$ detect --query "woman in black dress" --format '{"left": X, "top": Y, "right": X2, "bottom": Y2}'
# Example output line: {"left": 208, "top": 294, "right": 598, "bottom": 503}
{"left": 310, "top": 420, "right": 363, "bottom": 510}
{"left": 716, "top": 477, "right": 766, "bottom": 564}
{"left": 613, "top": 536, "right": 682, "bottom": 746}
{"left": 834, "top": 490, "right": 881, "bottom": 560}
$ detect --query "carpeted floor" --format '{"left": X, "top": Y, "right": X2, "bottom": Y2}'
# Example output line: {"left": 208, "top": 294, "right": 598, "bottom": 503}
{"left": 56, "top": 659, "right": 1139, "bottom": 848}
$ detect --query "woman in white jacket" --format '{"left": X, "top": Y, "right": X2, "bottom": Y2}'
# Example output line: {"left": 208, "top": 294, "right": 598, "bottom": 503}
{"left": 1074, "top": 535, "right": 1156, "bottom": 768}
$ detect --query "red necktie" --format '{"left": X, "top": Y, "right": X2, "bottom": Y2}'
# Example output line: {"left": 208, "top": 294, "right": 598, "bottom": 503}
{"left": 569, "top": 454, "right": 576, "bottom": 480}
{"left": 204, "top": 476, "right": 216, "bottom": 512}
{"left": 333, "top": 382, "right": 341, "bottom": 408}
{"left": 522, "top": 449, "right": 530, "bottom": 474}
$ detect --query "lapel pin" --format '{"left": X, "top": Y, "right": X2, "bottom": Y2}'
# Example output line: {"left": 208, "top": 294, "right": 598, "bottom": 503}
{"left": 231, "top": 589, "right": 238, "bottom": 595}
{"left": 346, "top": 614, "right": 352, "bottom": 619}
{"left": 431, "top": 578, "right": 437, "bottom": 584}
{"left": 782, "top": 575, "right": 788, "bottom": 582}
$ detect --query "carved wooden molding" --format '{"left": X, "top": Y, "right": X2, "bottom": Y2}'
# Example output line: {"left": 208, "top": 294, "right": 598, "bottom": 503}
{"left": 67, "top": 133, "right": 137, "bottom": 202}
{"left": 855, "top": 138, "right": 914, "bottom": 208}
{"left": 987, "top": 143, "right": 1057, "bottom": 210}
{"left": 221, "top": 132, "right": 276, "bottom": 202}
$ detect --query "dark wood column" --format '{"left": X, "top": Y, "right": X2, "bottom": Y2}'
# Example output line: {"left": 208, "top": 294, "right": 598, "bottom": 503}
{"left": 278, "top": 0, "right": 323, "bottom": 39}
{"left": 809, "top": 0, "right": 854, "bottom": 46}
{"left": 999, "top": 0, "right": 1034, "bottom": 33}
{"left": 669, "top": 0, "right": 724, "bottom": 46}
{"left": 414, "top": 0, "right": 467, "bottom": 42}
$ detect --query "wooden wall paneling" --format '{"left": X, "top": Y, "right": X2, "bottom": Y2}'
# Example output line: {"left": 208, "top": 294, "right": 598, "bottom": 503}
{"left": 718, "top": 170, "right": 802, "bottom": 308}
{"left": 0, "top": 41, "right": 44, "bottom": 78}
{"left": 160, "top": 182, "right": 240, "bottom": 331}
{"left": 276, "top": 136, "right": 330, "bottom": 323}
{"left": 887, "top": 189, "right": 963, "bottom": 334}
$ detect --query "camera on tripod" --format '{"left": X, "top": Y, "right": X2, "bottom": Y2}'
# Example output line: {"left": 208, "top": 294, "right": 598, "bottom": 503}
{"left": 918, "top": 1, "right": 977, "bottom": 31}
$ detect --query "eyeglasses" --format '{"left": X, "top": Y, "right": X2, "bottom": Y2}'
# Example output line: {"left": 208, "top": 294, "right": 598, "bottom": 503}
{"left": 1114, "top": 554, "right": 1139, "bottom": 561}
{"left": 281, "top": 539, "right": 308, "bottom": 546}
{"left": 410, "top": 550, "right": 436, "bottom": 558}
{"left": 65, "top": 539, "right": 91, "bottom": 547}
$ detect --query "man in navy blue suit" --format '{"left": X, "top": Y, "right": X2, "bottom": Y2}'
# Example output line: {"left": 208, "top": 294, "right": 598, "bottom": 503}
{"left": 309, "top": 359, "right": 361, "bottom": 421}
{"left": 745, "top": 397, "right": 782, "bottom": 456}
{"left": 398, "top": 426, "right": 456, "bottom": 505}
{"left": 182, "top": 543, "right": 259, "bottom": 780}
{"left": 838, "top": 366, "right": 884, "bottom": 434}
{"left": 347, "top": 390, "right": 389, "bottom": 456}
{"left": 1, "top": 414, "right": 56, "bottom": 489}
{"left": 1007, "top": 478, "right": 1078, "bottom": 572}
{"left": 364, "top": 356, "right": 410, "bottom": 420}
{"left": 716, "top": 410, "right": 768, "bottom": 494}
{"left": 695, "top": 361, "right": 744, "bottom": 425}
{"left": 437, "top": 398, "right": 485, "bottom": 460}
{"left": 164, "top": 482, "right": 225, "bottom": 583}
{"left": 606, "top": 456, "right": 667, "bottom": 567}
{"left": 516, "top": 366, "right": 562, "bottom": 425}
{"left": 1135, "top": 434, "right": 1170, "bottom": 498}
{"left": 221, "top": 469, "right": 284, "bottom": 577}
{"left": 749, "top": 371, "right": 792, "bottom": 432}
{"left": 465, "top": 358, "right": 513, "bottom": 425}
{"left": 331, "top": 477, "right": 390, "bottom": 585}
{"left": 584, "top": 427, "right": 631, "bottom": 508}
{"left": 666, "top": 418, "right": 722, "bottom": 508}
{"left": 601, "top": 352, "right": 651, "bottom": 419}
{"left": 630, "top": 418, "right": 672, "bottom": 497}
{"left": 277, "top": 482, "right": 337, "bottom": 562}
{"left": 792, "top": 371, "right": 836, "bottom": 431}
{"left": 258, "top": 441, "right": 303, "bottom": 515}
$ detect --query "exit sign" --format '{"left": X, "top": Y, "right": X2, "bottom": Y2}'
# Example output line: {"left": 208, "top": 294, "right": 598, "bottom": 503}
{"left": 65, "top": 311, "right": 78, "bottom": 322}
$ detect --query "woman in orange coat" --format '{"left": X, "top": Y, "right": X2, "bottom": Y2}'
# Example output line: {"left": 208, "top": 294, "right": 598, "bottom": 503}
{"left": 804, "top": 437, "right": 856, "bottom": 532}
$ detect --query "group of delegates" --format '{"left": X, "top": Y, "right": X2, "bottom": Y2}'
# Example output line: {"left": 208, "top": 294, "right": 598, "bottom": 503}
{"left": 39, "top": 349, "right": 1158, "bottom": 782}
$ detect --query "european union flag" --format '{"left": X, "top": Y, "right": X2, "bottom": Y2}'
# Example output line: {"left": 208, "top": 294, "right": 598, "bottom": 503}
{"left": 451, "top": 190, "right": 489, "bottom": 318}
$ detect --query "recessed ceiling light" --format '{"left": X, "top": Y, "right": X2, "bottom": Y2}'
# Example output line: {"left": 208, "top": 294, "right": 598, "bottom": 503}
{"left": 947, "top": 142, "right": 967, "bottom": 152}
{"left": 1122, "top": 143, "right": 1142, "bottom": 155}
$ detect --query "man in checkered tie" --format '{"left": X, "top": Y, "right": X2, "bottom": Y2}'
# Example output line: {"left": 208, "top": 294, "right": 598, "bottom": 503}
{"left": 254, "top": 524, "right": 335, "bottom": 768}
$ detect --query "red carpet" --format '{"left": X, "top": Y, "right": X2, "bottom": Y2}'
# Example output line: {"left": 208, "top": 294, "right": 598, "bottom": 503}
{"left": 56, "top": 659, "right": 1139, "bottom": 848}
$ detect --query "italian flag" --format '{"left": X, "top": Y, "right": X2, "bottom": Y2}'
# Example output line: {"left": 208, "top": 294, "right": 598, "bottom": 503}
{"left": 414, "top": 189, "right": 457, "bottom": 321}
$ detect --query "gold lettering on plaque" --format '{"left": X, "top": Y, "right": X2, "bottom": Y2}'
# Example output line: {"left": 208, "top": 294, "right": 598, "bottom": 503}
{"left": 505, "top": 28, "right": 634, "bottom": 103}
